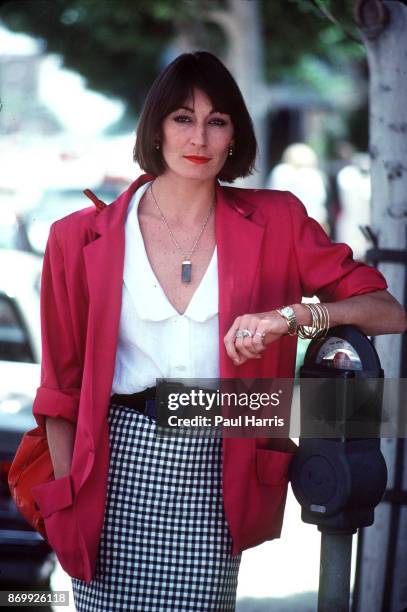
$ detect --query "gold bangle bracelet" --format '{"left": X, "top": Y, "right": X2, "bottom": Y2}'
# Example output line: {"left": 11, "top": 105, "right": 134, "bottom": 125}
{"left": 297, "top": 303, "right": 330, "bottom": 339}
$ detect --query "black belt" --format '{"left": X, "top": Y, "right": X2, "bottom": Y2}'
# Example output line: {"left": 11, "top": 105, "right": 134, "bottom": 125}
{"left": 110, "top": 386, "right": 157, "bottom": 419}
{"left": 110, "top": 383, "right": 220, "bottom": 422}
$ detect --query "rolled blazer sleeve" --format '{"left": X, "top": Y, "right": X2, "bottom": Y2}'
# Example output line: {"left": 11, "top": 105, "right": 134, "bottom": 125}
{"left": 287, "top": 192, "right": 388, "bottom": 301}
{"left": 33, "top": 223, "right": 82, "bottom": 431}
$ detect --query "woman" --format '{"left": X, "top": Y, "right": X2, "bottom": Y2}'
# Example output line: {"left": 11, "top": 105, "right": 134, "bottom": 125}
{"left": 31, "top": 52, "right": 406, "bottom": 611}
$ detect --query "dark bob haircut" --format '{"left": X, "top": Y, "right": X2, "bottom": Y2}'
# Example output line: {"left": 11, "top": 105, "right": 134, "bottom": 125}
{"left": 134, "top": 51, "right": 257, "bottom": 183}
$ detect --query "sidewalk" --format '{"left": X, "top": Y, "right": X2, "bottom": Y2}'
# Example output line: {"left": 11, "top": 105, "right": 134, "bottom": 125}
{"left": 236, "top": 592, "right": 317, "bottom": 611}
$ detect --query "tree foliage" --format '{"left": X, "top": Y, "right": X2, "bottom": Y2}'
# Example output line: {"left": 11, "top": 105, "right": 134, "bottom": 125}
{"left": 0, "top": 0, "right": 388, "bottom": 116}
{"left": 263, "top": 0, "right": 364, "bottom": 80}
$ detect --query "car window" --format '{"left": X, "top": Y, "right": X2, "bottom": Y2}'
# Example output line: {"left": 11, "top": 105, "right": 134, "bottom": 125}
{"left": 0, "top": 295, "right": 34, "bottom": 363}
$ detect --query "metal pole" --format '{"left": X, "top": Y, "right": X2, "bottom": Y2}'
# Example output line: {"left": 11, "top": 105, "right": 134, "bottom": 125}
{"left": 318, "top": 531, "right": 354, "bottom": 612}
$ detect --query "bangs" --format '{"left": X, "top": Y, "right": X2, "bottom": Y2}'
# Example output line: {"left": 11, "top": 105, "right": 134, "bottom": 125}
{"left": 158, "top": 69, "right": 233, "bottom": 120}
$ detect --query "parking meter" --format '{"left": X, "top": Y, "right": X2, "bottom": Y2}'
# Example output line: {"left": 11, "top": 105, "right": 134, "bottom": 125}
{"left": 290, "top": 325, "right": 387, "bottom": 612}
{"left": 290, "top": 325, "right": 387, "bottom": 531}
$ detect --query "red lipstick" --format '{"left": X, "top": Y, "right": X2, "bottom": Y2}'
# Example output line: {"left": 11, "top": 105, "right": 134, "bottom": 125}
{"left": 183, "top": 155, "right": 211, "bottom": 164}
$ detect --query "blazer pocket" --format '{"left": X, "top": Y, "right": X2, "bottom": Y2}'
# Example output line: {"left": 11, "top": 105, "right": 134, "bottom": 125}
{"left": 31, "top": 474, "right": 74, "bottom": 517}
{"left": 30, "top": 475, "right": 86, "bottom": 580}
{"left": 256, "top": 448, "right": 295, "bottom": 486}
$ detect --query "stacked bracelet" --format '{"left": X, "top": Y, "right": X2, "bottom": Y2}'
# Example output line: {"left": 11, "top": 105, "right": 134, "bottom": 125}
{"left": 297, "top": 303, "right": 330, "bottom": 339}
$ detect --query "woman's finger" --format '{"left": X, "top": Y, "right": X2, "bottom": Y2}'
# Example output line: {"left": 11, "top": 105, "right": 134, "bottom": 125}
{"left": 224, "top": 317, "right": 244, "bottom": 363}
{"left": 232, "top": 315, "right": 260, "bottom": 359}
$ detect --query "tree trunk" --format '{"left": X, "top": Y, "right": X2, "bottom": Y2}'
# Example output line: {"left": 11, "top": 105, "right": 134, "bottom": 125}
{"left": 223, "top": 0, "right": 269, "bottom": 186}
{"left": 353, "top": 2, "right": 407, "bottom": 611}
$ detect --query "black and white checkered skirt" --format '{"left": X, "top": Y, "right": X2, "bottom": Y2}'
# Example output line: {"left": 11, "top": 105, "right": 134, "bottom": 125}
{"left": 71, "top": 401, "right": 242, "bottom": 611}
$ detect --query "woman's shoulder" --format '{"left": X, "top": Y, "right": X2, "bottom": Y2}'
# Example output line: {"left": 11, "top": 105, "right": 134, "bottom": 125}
{"left": 50, "top": 205, "right": 100, "bottom": 250}
{"left": 54, "top": 204, "right": 97, "bottom": 228}
{"left": 224, "top": 184, "right": 293, "bottom": 201}
{"left": 222, "top": 185, "right": 302, "bottom": 215}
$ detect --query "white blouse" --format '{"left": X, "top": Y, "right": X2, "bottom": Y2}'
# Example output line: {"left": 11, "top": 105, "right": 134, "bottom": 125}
{"left": 111, "top": 181, "right": 220, "bottom": 394}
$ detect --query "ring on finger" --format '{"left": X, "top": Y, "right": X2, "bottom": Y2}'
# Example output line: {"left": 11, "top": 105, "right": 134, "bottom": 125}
{"left": 255, "top": 331, "right": 266, "bottom": 344}
{"left": 236, "top": 328, "right": 253, "bottom": 339}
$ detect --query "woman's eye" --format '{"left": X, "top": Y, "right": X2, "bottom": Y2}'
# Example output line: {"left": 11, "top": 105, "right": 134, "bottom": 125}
{"left": 210, "top": 118, "right": 227, "bottom": 126}
{"left": 173, "top": 115, "right": 191, "bottom": 123}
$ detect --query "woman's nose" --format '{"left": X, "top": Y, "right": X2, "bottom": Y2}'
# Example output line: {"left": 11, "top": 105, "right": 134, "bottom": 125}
{"left": 190, "top": 123, "right": 208, "bottom": 146}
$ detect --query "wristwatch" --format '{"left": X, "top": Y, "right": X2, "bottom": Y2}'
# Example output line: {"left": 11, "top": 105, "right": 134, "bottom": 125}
{"left": 275, "top": 306, "right": 297, "bottom": 336}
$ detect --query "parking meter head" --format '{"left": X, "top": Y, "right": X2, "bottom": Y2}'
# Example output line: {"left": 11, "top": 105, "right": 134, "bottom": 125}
{"left": 303, "top": 325, "right": 383, "bottom": 375}
{"left": 300, "top": 325, "right": 384, "bottom": 439}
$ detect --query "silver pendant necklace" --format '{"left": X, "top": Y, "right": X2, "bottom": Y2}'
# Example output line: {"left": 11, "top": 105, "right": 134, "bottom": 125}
{"left": 149, "top": 183, "right": 215, "bottom": 283}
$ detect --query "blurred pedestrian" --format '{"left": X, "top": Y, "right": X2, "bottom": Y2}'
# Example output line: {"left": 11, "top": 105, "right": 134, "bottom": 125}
{"left": 267, "top": 142, "right": 329, "bottom": 232}
{"left": 335, "top": 152, "right": 371, "bottom": 261}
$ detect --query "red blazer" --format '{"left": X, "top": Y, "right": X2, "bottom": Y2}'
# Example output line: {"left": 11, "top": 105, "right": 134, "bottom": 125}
{"left": 31, "top": 173, "right": 387, "bottom": 582}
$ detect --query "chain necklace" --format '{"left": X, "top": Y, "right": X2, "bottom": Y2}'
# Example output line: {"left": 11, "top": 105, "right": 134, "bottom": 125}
{"left": 149, "top": 183, "right": 215, "bottom": 283}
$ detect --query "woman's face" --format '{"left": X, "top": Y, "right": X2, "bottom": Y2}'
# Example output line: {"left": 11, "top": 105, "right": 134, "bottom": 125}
{"left": 160, "top": 88, "right": 234, "bottom": 182}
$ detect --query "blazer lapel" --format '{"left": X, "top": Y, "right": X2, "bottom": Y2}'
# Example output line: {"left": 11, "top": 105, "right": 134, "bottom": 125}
{"left": 215, "top": 184, "right": 265, "bottom": 377}
{"left": 83, "top": 173, "right": 154, "bottom": 320}
{"left": 82, "top": 173, "right": 154, "bottom": 427}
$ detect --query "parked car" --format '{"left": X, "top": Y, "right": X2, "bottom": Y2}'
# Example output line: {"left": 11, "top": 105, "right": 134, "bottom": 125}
{"left": 23, "top": 180, "right": 125, "bottom": 254}
{"left": 0, "top": 250, "right": 56, "bottom": 587}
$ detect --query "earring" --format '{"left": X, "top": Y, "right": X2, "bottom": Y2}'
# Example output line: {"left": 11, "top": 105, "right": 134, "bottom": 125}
{"left": 155, "top": 142, "right": 160, "bottom": 151}
{"left": 228, "top": 144, "right": 233, "bottom": 157}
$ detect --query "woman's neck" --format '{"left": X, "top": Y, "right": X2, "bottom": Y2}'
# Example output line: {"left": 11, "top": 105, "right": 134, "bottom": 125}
{"left": 148, "top": 173, "right": 217, "bottom": 224}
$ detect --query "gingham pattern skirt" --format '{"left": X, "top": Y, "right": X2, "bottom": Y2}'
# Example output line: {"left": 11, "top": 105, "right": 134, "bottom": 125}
{"left": 71, "top": 401, "right": 242, "bottom": 611}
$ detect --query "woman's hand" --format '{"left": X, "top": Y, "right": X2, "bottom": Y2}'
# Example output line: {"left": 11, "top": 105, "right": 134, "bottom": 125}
{"left": 223, "top": 310, "right": 290, "bottom": 366}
